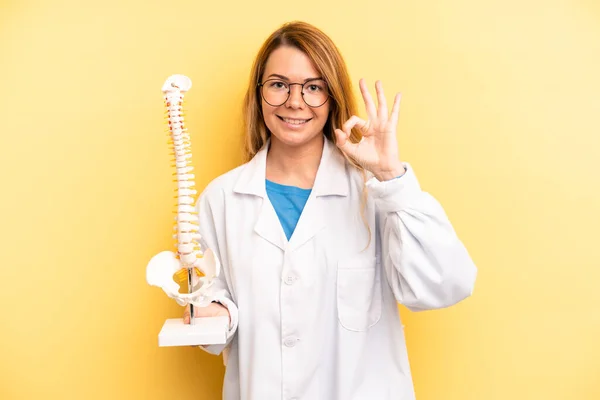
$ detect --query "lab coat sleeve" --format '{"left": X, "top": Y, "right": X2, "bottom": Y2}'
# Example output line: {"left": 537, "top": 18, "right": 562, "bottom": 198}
{"left": 366, "top": 162, "right": 477, "bottom": 311}
{"left": 194, "top": 185, "right": 239, "bottom": 356}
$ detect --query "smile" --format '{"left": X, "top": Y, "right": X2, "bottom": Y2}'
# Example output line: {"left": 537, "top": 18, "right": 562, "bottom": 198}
{"left": 277, "top": 116, "right": 312, "bottom": 125}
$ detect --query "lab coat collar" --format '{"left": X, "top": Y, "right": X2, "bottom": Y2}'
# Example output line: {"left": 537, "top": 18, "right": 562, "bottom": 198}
{"left": 233, "top": 136, "right": 349, "bottom": 198}
{"left": 233, "top": 136, "right": 350, "bottom": 251}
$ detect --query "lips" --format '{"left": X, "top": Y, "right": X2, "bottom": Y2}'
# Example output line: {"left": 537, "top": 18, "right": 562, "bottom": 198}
{"left": 277, "top": 116, "right": 312, "bottom": 125}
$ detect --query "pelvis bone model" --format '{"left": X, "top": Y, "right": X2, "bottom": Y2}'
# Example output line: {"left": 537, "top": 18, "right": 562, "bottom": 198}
{"left": 145, "top": 74, "right": 220, "bottom": 308}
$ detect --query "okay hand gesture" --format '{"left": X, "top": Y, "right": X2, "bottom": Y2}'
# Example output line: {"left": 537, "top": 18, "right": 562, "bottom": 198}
{"left": 334, "top": 79, "right": 406, "bottom": 181}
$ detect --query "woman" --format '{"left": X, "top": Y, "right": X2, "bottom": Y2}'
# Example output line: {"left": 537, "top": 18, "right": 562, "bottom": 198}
{"left": 184, "top": 20, "right": 477, "bottom": 400}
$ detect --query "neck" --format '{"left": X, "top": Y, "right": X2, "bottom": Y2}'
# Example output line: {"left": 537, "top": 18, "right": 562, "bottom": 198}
{"left": 266, "top": 134, "right": 324, "bottom": 189}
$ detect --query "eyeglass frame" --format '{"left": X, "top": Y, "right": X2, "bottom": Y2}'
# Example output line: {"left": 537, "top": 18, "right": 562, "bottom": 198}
{"left": 257, "top": 78, "right": 330, "bottom": 108}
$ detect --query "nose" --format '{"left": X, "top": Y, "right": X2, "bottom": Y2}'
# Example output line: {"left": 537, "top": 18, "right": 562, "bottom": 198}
{"left": 285, "top": 84, "right": 304, "bottom": 109}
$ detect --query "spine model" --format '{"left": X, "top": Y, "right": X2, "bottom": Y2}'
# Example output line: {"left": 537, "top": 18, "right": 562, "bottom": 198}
{"left": 146, "top": 75, "right": 220, "bottom": 309}
{"left": 163, "top": 75, "right": 202, "bottom": 272}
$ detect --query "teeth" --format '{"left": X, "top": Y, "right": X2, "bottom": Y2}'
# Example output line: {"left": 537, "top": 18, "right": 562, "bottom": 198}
{"left": 283, "top": 117, "right": 309, "bottom": 125}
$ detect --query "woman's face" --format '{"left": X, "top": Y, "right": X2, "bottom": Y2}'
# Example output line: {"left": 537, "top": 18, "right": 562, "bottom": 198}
{"left": 260, "top": 45, "right": 330, "bottom": 149}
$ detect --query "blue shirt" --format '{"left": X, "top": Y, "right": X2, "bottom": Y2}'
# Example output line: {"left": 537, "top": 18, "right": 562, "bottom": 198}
{"left": 266, "top": 179, "right": 312, "bottom": 240}
{"left": 265, "top": 171, "right": 406, "bottom": 240}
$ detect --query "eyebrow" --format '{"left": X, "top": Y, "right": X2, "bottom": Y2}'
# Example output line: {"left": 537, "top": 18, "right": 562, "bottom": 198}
{"left": 266, "top": 74, "right": 322, "bottom": 82}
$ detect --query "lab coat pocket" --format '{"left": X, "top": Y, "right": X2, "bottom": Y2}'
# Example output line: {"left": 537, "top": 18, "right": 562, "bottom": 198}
{"left": 336, "top": 256, "right": 382, "bottom": 332}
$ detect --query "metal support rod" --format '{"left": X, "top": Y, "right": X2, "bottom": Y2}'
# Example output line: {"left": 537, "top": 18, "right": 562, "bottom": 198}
{"left": 188, "top": 267, "right": 194, "bottom": 324}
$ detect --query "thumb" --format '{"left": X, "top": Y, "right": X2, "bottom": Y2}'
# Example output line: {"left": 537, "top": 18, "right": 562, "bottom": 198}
{"left": 334, "top": 128, "right": 357, "bottom": 158}
{"left": 183, "top": 304, "right": 191, "bottom": 324}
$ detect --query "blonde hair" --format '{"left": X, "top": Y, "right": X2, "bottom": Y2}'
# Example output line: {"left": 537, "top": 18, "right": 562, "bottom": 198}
{"left": 241, "top": 21, "right": 371, "bottom": 246}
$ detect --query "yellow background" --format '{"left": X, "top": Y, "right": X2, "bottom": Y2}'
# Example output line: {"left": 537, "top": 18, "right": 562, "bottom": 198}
{"left": 1, "top": 0, "right": 599, "bottom": 398}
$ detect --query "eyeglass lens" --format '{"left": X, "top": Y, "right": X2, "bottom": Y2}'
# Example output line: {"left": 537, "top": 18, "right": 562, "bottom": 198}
{"left": 260, "top": 79, "right": 329, "bottom": 107}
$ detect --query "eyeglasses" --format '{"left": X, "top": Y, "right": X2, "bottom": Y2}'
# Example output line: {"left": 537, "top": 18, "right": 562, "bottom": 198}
{"left": 257, "top": 78, "right": 330, "bottom": 108}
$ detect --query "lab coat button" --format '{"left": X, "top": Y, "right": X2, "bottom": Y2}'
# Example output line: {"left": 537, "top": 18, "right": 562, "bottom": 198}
{"left": 283, "top": 337, "right": 297, "bottom": 347}
{"left": 284, "top": 275, "right": 295, "bottom": 285}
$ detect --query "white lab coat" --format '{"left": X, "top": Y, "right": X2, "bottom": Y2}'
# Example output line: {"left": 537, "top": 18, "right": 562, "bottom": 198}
{"left": 195, "top": 137, "right": 477, "bottom": 400}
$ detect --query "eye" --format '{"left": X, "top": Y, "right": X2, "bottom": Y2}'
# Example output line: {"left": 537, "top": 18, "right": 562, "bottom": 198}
{"left": 304, "top": 80, "right": 326, "bottom": 93}
{"left": 268, "top": 80, "right": 287, "bottom": 90}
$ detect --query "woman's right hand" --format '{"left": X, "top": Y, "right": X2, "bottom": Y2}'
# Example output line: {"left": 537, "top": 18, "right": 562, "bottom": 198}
{"left": 183, "top": 302, "right": 230, "bottom": 325}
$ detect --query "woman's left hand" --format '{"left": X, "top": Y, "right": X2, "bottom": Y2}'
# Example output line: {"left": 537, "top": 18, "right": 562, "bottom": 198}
{"left": 334, "top": 79, "right": 406, "bottom": 181}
